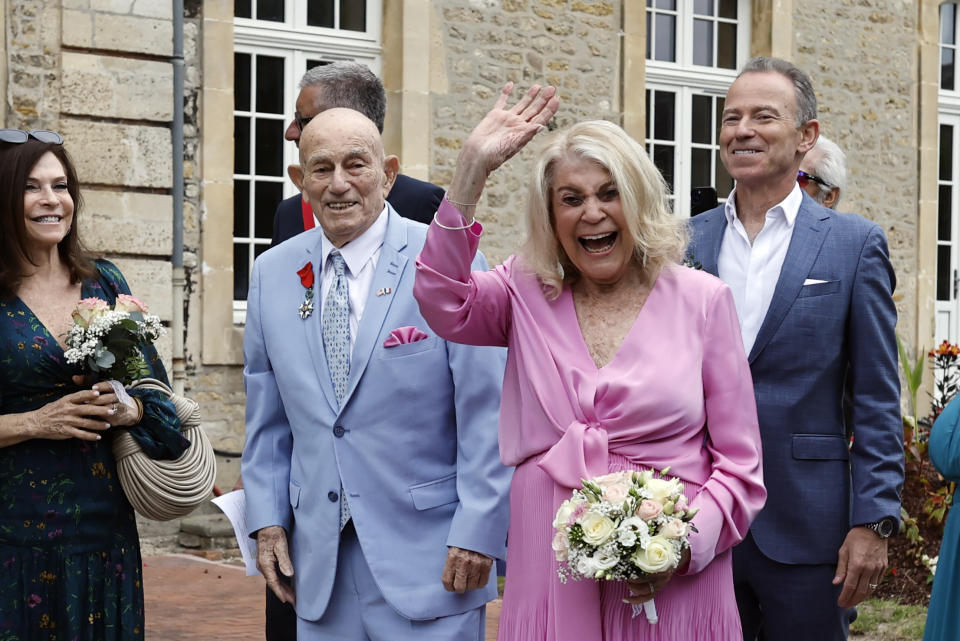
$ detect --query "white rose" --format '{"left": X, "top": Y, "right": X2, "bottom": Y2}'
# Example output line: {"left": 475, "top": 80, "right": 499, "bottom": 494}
{"left": 661, "top": 518, "right": 688, "bottom": 539}
{"left": 554, "top": 499, "right": 576, "bottom": 529}
{"left": 631, "top": 536, "right": 677, "bottom": 574}
{"left": 579, "top": 511, "right": 617, "bottom": 546}
{"left": 644, "top": 478, "right": 678, "bottom": 504}
{"left": 552, "top": 530, "right": 570, "bottom": 561}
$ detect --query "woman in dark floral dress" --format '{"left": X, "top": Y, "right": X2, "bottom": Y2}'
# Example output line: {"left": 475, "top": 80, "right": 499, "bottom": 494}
{"left": 0, "top": 132, "right": 189, "bottom": 640}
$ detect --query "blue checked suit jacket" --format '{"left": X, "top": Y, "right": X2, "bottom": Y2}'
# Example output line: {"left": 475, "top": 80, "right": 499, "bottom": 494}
{"left": 688, "top": 192, "right": 903, "bottom": 564}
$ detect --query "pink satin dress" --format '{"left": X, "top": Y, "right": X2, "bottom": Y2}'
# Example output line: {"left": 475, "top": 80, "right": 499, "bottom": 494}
{"left": 414, "top": 200, "right": 767, "bottom": 640}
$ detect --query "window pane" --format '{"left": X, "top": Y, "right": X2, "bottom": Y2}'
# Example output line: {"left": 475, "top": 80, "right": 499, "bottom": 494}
{"left": 941, "top": 124, "right": 953, "bottom": 180}
{"left": 645, "top": 89, "right": 652, "bottom": 139}
{"left": 655, "top": 0, "right": 676, "bottom": 9}
{"left": 308, "top": 0, "right": 335, "bottom": 28}
{"left": 717, "top": 21, "right": 737, "bottom": 70}
{"left": 691, "top": 95, "right": 712, "bottom": 144}
{"left": 942, "top": 3, "right": 956, "bottom": 45}
{"left": 938, "top": 245, "right": 951, "bottom": 301}
{"left": 235, "top": 116, "right": 251, "bottom": 174}
{"left": 943, "top": 47, "right": 955, "bottom": 91}
{"left": 234, "top": 180, "right": 250, "bottom": 237}
{"left": 646, "top": 11, "right": 652, "bottom": 59}
{"left": 340, "top": 0, "right": 366, "bottom": 31}
{"left": 255, "top": 182, "right": 284, "bottom": 238}
{"left": 653, "top": 91, "right": 675, "bottom": 140}
{"left": 654, "top": 14, "right": 676, "bottom": 62}
{"left": 235, "top": 53, "right": 251, "bottom": 112}
{"left": 653, "top": 145, "right": 675, "bottom": 190}
{"left": 940, "top": 185, "right": 953, "bottom": 241}
{"left": 693, "top": 19, "right": 713, "bottom": 66}
{"left": 235, "top": 0, "right": 251, "bottom": 19}
{"left": 718, "top": 0, "right": 737, "bottom": 19}
{"left": 694, "top": 0, "right": 713, "bottom": 16}
{"left": 255, "top": 243, "right": 269, "bottom": 261}
{"left": 254, "top": 119, "right": 285, "bottom": 175}
{"left": 256, "top": 56, "right": 285, "bottom": 114}
{"left": 256, "top": 0, "right": 284, "bottom": 22}
{"left": 234, "top": 244, "right": 250, "bottom": 301}
{"left": 691, "top": 148, "right": 712, "bottom": 188}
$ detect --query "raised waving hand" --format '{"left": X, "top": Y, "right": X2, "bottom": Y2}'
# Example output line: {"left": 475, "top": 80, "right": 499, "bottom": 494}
{"left": 447, "top": 82, "right": 559, "bottom": 210}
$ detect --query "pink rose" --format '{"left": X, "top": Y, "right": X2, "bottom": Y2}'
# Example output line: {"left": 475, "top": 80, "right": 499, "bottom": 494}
{"left": 72, "top": 298, "right": 109, "bottom": 328}
{"left": 675, "top": 495, "right": 689, "bottom": 512}
{"left": 661, "top": 518, "right": 689, "bottom": 539}
{"left": 115, "top": 294, "right": 148, "bottom": 314}
{"left": 636, "top": 499, "right": 663, "bottom": 521}
{"left": 595, "top": 470, "right": 632, "bottom": 504}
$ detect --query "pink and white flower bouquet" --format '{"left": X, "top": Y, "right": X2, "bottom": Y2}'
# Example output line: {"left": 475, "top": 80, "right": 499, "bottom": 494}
{"left": 64, "top": 295, "right": 164, "bottom": 384}
{"left": 552, "top": 468, "right": 698, "bottom": 624}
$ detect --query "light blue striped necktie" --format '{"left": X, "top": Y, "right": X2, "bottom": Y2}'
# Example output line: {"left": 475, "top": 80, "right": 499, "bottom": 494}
{"left": 322, "top": 251, "right": 351, "bottom": 528}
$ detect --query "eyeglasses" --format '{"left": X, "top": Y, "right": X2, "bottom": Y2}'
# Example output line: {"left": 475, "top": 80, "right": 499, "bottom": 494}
{"left": 797, "top": 170, "right": 832, "bottom": 190}
{"left": 0, "top": 129, "right": 64, "bottom": 145}
{"left": 293, "top": 114, "right": 313, "bottom": 132}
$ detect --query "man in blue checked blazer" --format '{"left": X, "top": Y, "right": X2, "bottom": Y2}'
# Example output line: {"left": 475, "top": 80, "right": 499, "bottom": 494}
{"left": 687, "top": 57, "right": 902, "bottom": 641}
{"left": 242, "top": 106, "right": 510, "bottom": 641}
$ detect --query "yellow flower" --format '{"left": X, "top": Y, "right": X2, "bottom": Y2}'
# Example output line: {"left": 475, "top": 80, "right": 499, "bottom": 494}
{"left": 91, "top": 462, "right": 107, "bottom": 479}
{"left": 17, "top": 341, "right": 24, "bottom": 350}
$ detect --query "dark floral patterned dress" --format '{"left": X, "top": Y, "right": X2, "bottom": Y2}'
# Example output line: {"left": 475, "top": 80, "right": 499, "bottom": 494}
{"left": 0, "top": 259, "right": 189, "bottom": 641}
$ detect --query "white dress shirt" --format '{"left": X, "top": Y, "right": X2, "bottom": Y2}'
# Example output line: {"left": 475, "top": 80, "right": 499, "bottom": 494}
{"left": 718, "top": 184, "right": 803, "bottom": 355}
{"left": 319, "top": 205, "right": 388, "bottom": 355}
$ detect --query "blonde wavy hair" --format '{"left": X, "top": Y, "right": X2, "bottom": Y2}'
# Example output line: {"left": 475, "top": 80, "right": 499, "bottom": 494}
{"left": 520, "top": 119, "right": 687, "bottom": 299}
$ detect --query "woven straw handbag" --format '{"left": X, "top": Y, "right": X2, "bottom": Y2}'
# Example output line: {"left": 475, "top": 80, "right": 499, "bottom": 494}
{"left": 112, "top": 378, "right": 216, "bottom": 521}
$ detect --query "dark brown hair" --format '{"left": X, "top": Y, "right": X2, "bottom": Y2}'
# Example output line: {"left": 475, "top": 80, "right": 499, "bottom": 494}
{"left": 0, "top": 139, "right": 96, "bottom": 299}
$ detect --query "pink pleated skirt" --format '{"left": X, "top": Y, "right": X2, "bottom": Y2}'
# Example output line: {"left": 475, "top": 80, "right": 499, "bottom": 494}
{"left": 498, "top": 453, "right": 743, "bottom": 641}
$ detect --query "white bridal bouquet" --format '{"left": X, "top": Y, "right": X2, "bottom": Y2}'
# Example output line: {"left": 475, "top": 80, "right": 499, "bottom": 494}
{"left": 64, "top": 295, "right": 164, "bottom": 384}
{"left": 552, "top": 468, "right": 698, "bottom": 624}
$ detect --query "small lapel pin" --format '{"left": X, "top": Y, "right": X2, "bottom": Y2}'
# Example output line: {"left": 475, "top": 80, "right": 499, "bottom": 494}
{"left": 376, "top": 287, "right": 393, "bottom": 297}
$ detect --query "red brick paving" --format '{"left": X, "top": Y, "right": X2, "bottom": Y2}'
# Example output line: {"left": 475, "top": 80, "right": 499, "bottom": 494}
{"left": 143, "top": 554, "right": 501, "bottom": 640}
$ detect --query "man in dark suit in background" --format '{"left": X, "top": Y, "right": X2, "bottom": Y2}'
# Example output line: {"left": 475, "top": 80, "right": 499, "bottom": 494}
{"left": 264, "top": 61, "right": 443, "bottom": 641}
{"left": 272, "top": 61, "right": 444, "bottom": 246}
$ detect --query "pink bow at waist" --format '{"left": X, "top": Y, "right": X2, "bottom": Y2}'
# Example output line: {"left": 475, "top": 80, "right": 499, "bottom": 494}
{"left": 537, "top": 420, "right": 610, "bottom": 489}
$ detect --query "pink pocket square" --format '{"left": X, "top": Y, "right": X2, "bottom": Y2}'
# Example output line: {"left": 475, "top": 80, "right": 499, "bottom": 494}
{"left": 383, "top": 326, "right": 430, "bottom": 347}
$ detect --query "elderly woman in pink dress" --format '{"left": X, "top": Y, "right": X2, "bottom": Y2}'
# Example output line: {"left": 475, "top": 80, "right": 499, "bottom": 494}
{"left": 414, "top": 84, "right": 766, "bottom": 640}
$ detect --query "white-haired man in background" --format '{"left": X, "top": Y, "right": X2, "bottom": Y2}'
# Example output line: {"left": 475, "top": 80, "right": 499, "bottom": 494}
{"left": 798, "top": 134, "right": 846, "bottom": 209}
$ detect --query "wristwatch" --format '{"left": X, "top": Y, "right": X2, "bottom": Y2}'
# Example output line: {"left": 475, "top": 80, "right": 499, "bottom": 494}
{"left": 862, "top": 517, "right": 898, "bottom": 538}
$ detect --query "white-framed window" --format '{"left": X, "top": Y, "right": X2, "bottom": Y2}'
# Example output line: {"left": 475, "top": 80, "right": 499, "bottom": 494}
{"left": 232, "top": 0, "right": 382, "bottom": 319}
{"left": 644, "top": 0, "right": 750, "bottom": 216}
{"left": 936, "top": 3, "right": 960, "bottom": 344}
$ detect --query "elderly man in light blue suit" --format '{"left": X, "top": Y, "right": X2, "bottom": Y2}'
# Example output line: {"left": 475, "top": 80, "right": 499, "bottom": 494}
{"left": 687, "top": 58, "right": 902, "bottom": 641}
{"left": 242, "top": 107, "right": 510, "bottom": 640}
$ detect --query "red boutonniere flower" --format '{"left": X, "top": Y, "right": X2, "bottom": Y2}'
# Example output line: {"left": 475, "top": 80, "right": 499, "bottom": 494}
{"left": 297, "top": 262, "right": 315, "bottom": 319}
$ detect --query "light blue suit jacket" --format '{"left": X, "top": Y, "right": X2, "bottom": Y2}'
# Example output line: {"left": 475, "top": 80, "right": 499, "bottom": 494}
{"left": 242, "top": 205, "right": 511, "bottom": 621}
{"left": 688, "top": 193, "right": 903, "bottom": 565}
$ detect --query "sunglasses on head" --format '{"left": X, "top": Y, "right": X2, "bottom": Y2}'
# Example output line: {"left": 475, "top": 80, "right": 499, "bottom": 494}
{"left": 797, "top": 170, "right": 831, "bottom": 190}
{"left": 0, "top": 129, "right": 64, "bottom": 145}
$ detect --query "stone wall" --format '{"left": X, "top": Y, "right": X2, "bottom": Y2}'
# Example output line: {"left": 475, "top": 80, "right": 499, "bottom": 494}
{"left": 433, "top": 0, "right": 622, "bottom": 264}
{"left": 791, "top": 0, "right": 920, "bottom": 344}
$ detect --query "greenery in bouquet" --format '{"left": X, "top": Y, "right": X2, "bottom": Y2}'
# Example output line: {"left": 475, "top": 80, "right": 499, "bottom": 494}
{"left": 63, "top": 295, "right": 164, "bottom": 385}
{"left": 553, "top": 468, "right": 699, "bottom": 584}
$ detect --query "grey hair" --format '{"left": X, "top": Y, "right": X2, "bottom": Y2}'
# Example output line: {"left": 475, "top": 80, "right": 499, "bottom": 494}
{"left": 299, "top": 61, "right": 387, "bottom": 133}
{"left": 807, "top": 135, "right": 847, "bottom": 206}
{"left": 739, "top": 57, "right": 817, "bottom": 127}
